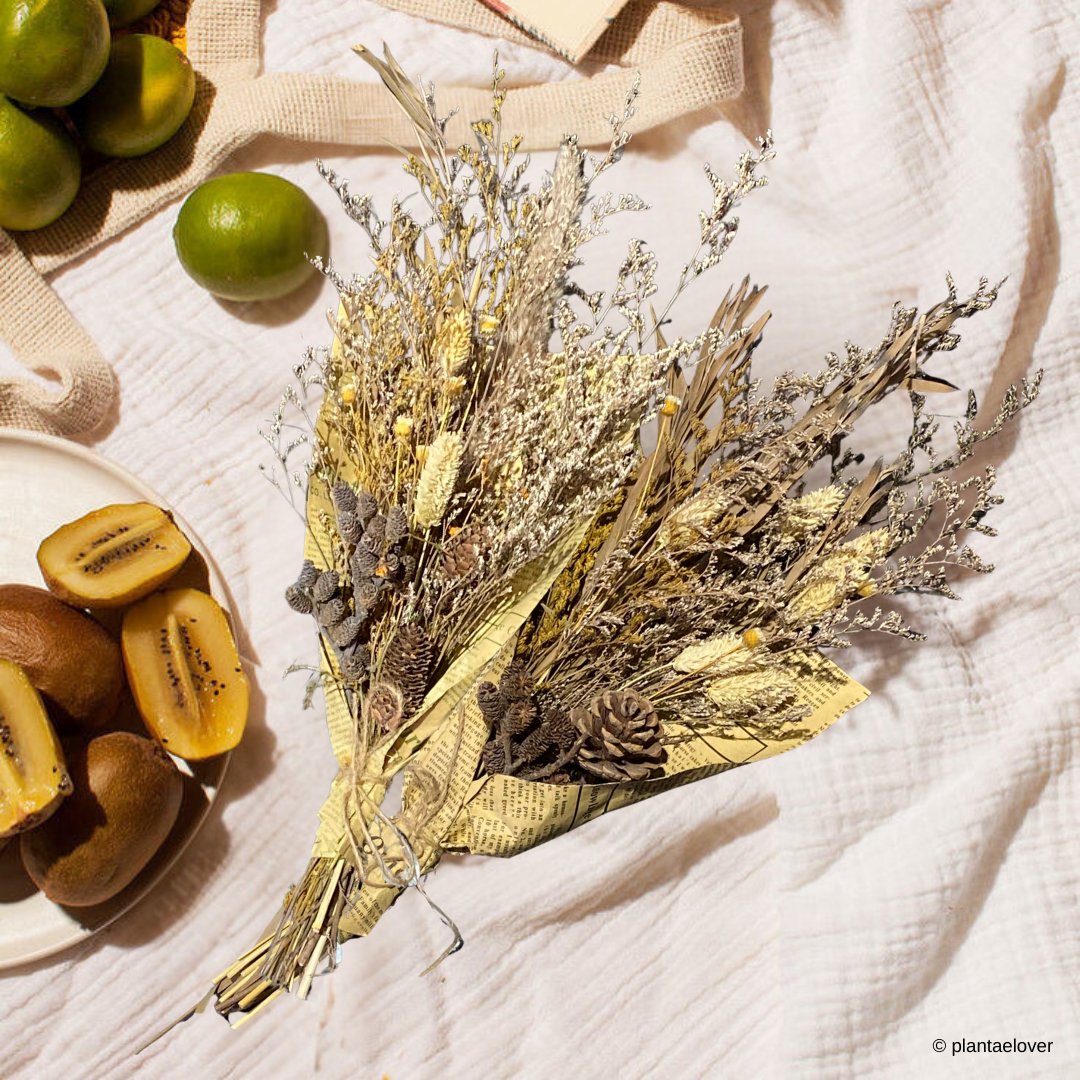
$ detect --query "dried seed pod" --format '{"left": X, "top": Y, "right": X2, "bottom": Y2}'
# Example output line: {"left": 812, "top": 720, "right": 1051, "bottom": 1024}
{"left": 336, "top": 511, "right": 362, "bottom": 545}
{"left": 296, "top": 560, "right": 319, "bottom": 589}
{"left": 481, "top": 741, "right": 506, "bottom": 775}
{"left": 539, "top": 696, "right": 578, "bottom": 753}
{"left": 514, "top": 725, "right": 552, "bottom": 765}
{"left": 476, "top": 680, "right": 504, "bottom": 723}
{"left": 331, "top": 480, "right": 357, "bottom": 515}
{"left": 499, "top": 662, "right": 534, "bottom": 701}
{"left": 503, "top": 697, "right": 536, "bottom": 736}
{"left": 341, "top": 649, "right": 367, "bottom": 681}
{"left": 367, "top": 680, "right": 404, "bottom": 733}
{"left": 318, "top": 598, "right": 346, "bottom": 627}
{"left": 356, "top": 580, "right": 380, "bottom": 609}
{"left": 285, "top": 584, "right": 313, "bottom": 615}
{"left": 356, "top": 491, "right": 378, "bottom": 522}
{"left": 312, "top": 571, "right": 339, "bottom": 603}
{"left": 331, "top": 616, "right": 363, "bottom": 648}
{"left": 384, "top": 506, "right": 408, "bottom": 545}
{"left": 351, "top": 547, "right": 380, "bottom": 577}
{"left": 363, "top": 514, "right": 387, "bottom": 547}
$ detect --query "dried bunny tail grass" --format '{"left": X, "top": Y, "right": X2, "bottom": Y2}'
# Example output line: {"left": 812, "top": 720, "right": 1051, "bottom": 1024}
{"left": 780, "top": 484, "right": 849, "bottom": 538}
{"left": 671, "top": 633, "right": 746, "bottom": 673}
{"left": 413, "top": 432, "right": 463, "bottom": 528}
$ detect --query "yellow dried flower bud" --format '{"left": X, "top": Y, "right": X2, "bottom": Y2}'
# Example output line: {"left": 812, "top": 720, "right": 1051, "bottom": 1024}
{"left": 742, "top": 628, "right": 763, "bottom": 649}
{"left": 858, "top": 582, "right": 876, "bottom": 598}
{"left": 416, "top": 444, "right": 429, "bottom": 465}
{"left": 660, "top": 395, "right": 681, "bottom": 417}
{"left": 477, "top": 314, "right": 499, "bottom": 335}
{"left": 338, "top": 375, "right": 358, "bottom": 406}
{"left": 394, "top": 415, "right": 414, "bottom": 439}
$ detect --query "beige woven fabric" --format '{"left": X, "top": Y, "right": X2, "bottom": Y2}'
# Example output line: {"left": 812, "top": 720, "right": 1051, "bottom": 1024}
{"left": 0, "top": 0, "right": 741, "bottom": 440}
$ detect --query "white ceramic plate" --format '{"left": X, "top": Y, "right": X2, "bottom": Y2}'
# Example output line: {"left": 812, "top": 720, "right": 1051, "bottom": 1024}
{"left": 0, "top": 430, "right": 230, "bottom": 969}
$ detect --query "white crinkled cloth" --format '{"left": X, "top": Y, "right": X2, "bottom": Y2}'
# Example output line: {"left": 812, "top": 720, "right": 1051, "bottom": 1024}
{"left": 1, "top": 1, "right": 1077, "bottom": 1077}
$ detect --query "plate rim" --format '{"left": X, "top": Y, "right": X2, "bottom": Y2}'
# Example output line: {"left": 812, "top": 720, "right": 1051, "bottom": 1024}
{"left": 0, "top": 427, "right": 233, "bottom": 970}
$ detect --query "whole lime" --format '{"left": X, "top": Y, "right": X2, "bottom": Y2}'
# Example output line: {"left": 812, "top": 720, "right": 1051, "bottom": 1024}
{"left": 0, "top": 95, "right": 80, "bottom": 230}
{"left": 0, "top": 0, "right": 110, "bottom": 108}
{"left": 74, "top": 34, "right": 194, "bottom": 158}
{"left": 102, "top": 0, "right": 159, "bottom": 26}
{"left": 173, "top": 173, "right": 329, "bottom": 302}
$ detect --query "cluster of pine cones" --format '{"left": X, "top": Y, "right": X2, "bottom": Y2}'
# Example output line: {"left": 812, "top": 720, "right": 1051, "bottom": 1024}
{"left": 285, "top": 479, "right": 434, "bottom": 733}
{"left": 479, "top": 666, "right": 667, "bottom": 784}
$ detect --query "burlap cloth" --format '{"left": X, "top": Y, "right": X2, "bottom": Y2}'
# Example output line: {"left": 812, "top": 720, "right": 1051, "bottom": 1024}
{"left": 0, "top": 0, "right": 741, "bottom": 440}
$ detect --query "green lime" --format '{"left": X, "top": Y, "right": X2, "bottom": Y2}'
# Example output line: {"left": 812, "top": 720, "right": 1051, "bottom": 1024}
{"left": 0, "top": 0, "right": 109, "bottom": 108}
{"left": 102, "top": 0, "right": 159, "bottom": 26}
{"left": 173, "top": 173, "right": 329, "bottom": 302}
{"left": 74, "top": 34, "right": 194, "bottom": 158}
{"left": 0, "top": 95, "right": 80, "bottom": 230}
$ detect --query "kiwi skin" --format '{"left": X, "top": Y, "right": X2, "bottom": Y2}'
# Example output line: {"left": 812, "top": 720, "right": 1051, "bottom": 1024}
{"left": 0, "top": 585, "right": 124, "bottom": 732}
{"left": 20, "top": 731, "right": 183, "bottom": 907}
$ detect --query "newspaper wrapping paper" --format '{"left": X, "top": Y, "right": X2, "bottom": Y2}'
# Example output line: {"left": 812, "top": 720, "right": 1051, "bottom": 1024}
{"left": 300, "top": 407, "right": 870, "bottom": 943}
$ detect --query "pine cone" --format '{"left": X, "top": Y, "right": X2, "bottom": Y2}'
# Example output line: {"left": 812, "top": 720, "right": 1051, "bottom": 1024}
{"left": 384, "top": 506, "right": 408, "bottom": 545}
{"left": 356, "top": 491, "right": 378, "bottom": 522}
{"left": 331, "top": 480, "right": 357, "bottom": 515}
{"left": 440, "top": 526, "right": 486, "bottom": 579}
{"left": 352, "top": 546, "right": 380, "bottom": 577}
{"left": 364, "top": 514, "right": 387, "bottom": 547}
{"left": 312, "top": 570, "right": 339, "bottom": 603}
{"left": 499, "top": 662, "right": 534, "bottom": 701}
{"left": 481, "top": 741, "right": 506, "bottom": 775}
{"left": 503, "top": 697, "right": 536, "bottom": 736}
{"left": 367, "top": 680, "right": 404, "bottom": 732}
{"left": 382, "top": 624, "right": 435, "bottom": 717}
{"left": 572, "top": 689, "right": 666, "bottom": 782}
{"left": 514, "top": 725, "right": 552, "bottom": 766}
{"left": 476, "top": 681, "right": 504, "bottom": 724}
{"left": 539, "top": 695, "right": 578, "bottom": 753}
{"left": 296, "top": 560, "right": 319, "bottom": 588}
{"left": 337, "top": 511, "right": 362, "bottom": 544}
{"left": 318, "top": 598, "right": 346, "bottom": 627}
{"left": 285, "top": 584, "right": 313, "bottom": 614}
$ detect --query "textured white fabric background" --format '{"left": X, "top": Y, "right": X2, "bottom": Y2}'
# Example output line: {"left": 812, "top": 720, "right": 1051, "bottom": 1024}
{"left": 2, "top": 1, "right": 1077, "bottom": 1077}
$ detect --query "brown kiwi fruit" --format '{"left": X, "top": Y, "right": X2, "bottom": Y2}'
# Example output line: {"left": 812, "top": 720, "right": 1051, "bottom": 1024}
{"left": 20, "top": 731, "right": 182, "bottom": 907}
{"left": 37, "top": 502, "right": 191, "bottom": 608}
{"left": 0, "top": 584, "right": 124, "bottom": 731}
{"left": 122, "top": 588, "right": 248, "bottom": 760}
{"left": 0, "top": 659, "right": 71, "bottom": 838}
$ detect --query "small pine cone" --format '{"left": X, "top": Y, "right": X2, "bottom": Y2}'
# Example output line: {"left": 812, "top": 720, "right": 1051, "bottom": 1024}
{"left": 382, "top": 551, "right": 401, "bottom": 574}
{"left": 341, "top": 648, "right": 368, "bottom": 681}
{"left": 331, "top": 480, "right": 357, "bottom": 515}
{"left": 331, "top": 615, "right": 363, "bottom": 648}
{"left": 356, "top": 491, "right": 378, "bottom": 522}
{"left": 540, "top": 701, "right": 578, "bottom": 754}
{"left": 352, "top": 547, "right": 380, "bottom": 576}
{"left": 573, "top": 689, "right": 666, "bottom": 783}
{"left": 481, "top": 740, "right": 507, "bottom": 775}
{"left": 514, "top": 724, "right": 552, "bottom": 766}
{"left": 477, "top": 681, "right": 504, "bottom": 724}
{"left": 285, "top": 584, "right": 313, "bottom": 614}
{"left": 337, "top": 511, "right": 362, "bottom": 544}
{"left": 439, "top": 525, "right": 486, "bottom": 580}
{"left": 384, "top": 506, "right": 408, "bottom": 545}
{"left": 363, "top": 514, "right": 387, "bottom": 546}
{"left": 296, "top": 560, "right": 319, "bottom": 588}
{"left": 499, "top": 662, "right": 534, "bottom": 701}
{"left": 312, "top": 570, "right": 339, "bottom": 603}
{"left": 382, "top": 625, "right": 435, "bottom": 717}
{"left": 318, "top": 598, "right": 346, "bottom": 627}
{"left": 356, "top": 580, "right": 380, "bottom": 609}
{"left": 503, "top": 697, "right": 536, "bottom": 736}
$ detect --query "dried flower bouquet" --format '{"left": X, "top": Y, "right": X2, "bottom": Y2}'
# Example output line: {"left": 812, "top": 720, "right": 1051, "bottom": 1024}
{"left": 190, "top": 50, "right": 1040, "bottom": 1027}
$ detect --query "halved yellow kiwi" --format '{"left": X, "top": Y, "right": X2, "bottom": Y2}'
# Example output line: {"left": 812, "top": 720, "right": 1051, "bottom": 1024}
{"left": 122, "top": 588, "right": 248, "bottom": 760}
{"left": 37, "top": 502, "right": 191, "bottom": 608}
{"left": 0, "top": 658, "right": 71, "bottom": 838}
